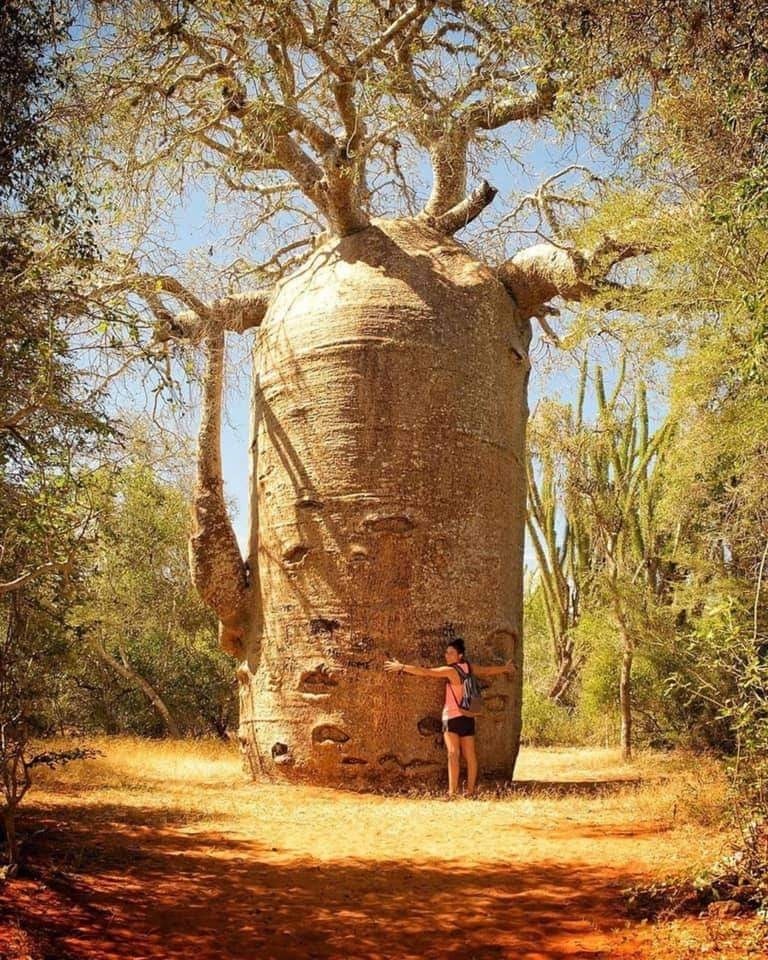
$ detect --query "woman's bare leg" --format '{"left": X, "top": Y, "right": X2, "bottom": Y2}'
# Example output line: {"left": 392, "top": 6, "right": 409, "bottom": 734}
{"left": 460, "top": 736, "right": 478, "bottom": 795}
{"left": 443, "top": 731, "right": 461, "bottom": 795}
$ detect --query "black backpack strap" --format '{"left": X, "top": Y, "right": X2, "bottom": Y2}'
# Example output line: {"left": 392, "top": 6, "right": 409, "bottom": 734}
{"left": 447, "top": 664, "right": 465, "bottom": 708}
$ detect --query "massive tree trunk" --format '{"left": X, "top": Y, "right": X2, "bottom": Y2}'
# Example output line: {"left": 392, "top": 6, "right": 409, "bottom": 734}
{"left": 235, "top": 218, "right": 530, "bottom": 783}
{"left": 80, "top": 0, "right": 656, "bottom": 789}
{"left": 169, "top": 212, "right": 639, "bottom": 786}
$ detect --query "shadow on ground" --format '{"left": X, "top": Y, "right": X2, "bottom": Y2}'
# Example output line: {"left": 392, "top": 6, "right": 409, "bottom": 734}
{"left": 344, "top": 776, "right": 653, "bottom": 801}
{"left": 490, "top": 778, "right": 649, "bottom": 797}
{"left": 0, "top": 796, "right": 652, "bottom": 960}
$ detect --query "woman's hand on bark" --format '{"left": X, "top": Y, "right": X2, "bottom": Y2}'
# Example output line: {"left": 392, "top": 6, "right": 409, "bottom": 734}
{"left": 504, "top": 659, "right": 517, "bottom": 675}
{"left": 384, "top": 659, "right": 404, "bottom": 673}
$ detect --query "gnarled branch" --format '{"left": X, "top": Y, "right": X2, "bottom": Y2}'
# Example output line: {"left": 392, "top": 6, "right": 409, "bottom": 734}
{"left": 499, "top": 243, "right": 593, "bottom": 321}
{"left": 417, "top": 72, "right": 558, "bottom": 221}
{"left": 155, "top": 289, "right": 273, "bottom": 343}
{"left": 0, "top": 559, "right": 73, "bottom": 596}
{"left": 467, "top": 76, "right": 559, "bottom": 131}
{"left": 189, "top": 332, "right": 250, "bottom": 657}
{"left": 422, "top": 125, "right": 470, "bottom": 217}
{"left": 429, "top": 179, "right": 498, "bottom": 235}
{"left": 499, "top": 234, "right": 652, "bottom": 322}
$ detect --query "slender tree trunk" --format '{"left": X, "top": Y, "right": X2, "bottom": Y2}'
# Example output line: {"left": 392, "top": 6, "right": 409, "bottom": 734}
{"left": 91, "top": 635, "right": 182, "bottom": 738}
{"left": 548, "top": 646, "right": 577, "bottom": 705}
{"left": 619, "top": 631, "right": 634, "bottom": 761}
{"left": 2, "top": 808, "right": 18, "bottom": 869}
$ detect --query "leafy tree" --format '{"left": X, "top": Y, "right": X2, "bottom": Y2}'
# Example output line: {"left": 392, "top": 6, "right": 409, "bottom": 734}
{"left": 526, "top": 359, "right": 597, "bottom": 705}
{"left": 0, "top": 0, "right": 115, "bottom": 869}
{"left": 533, "top": 364, "right": 674, "bottom": 759}
{"left": 70, "top": 442, "right": 234, "bottom": 739}
{"left": 1, "top": 0, "right": 110, "bottom": 598}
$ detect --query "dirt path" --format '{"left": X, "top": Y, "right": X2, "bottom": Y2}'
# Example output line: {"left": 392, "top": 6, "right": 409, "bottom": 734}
{"left": 1, "top": 743, "right": 765, "bottom": 960}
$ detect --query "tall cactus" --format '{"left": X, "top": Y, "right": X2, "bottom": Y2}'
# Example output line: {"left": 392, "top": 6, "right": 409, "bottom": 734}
{"left": 570, "top": 365, "right": 672, "bottom": 759}
{"left": 527, "top": 357, "right": 672, "bottom": 755}
{"left": 526, "top": 359, "right": 594, "bottom": 704}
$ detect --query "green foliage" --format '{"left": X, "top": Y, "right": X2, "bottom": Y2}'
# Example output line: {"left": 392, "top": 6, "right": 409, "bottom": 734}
{"left": 525, "top": 353, "right": 675, "bottom": 757}
{"left": 521, "top": 687, "right": 589, "bottom": 747}
{"left": 526, "top": 375, "right": 595, "bottom": 705}
{"left": 68, "top": 444, "right": 235, "bottom": 739}
{"left": 0, "top": 0, "right": 119, "bottom": 867}
{"left": 522, "top": 596, "right": 620, "bottom": 746}
{"left": 572, "top": 611, "right": 620, "bottom": 719}
{"left": 0, "top": 0, "right": 113, "bottom": 602}
{"left": 665, "top": 591, "right": 768, "bottom": 771}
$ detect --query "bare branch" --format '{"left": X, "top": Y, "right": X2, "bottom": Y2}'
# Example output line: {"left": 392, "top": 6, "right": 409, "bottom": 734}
{"left": 467, "top": 76, "right": 559, "bottom": 131}
{"left": 499, "top": 233, "right": 652, "bottom": 322}
{"left": 278, "top": 104, "right": 337, "bottom": 156}
{"left": 246, "top": 237, "right": 315, "bottom": 278}
{"left": 499, "top": 243, "right": 594, "bottom": 320}
{"left": 429, "top": 179, "right": 498, "bottom": 234}
{"left": 156, "top": 289, "right": 273, "bottom": 343}
{"left": 89, "top": 274, "right": 212, "bottom": 322}
{"left": 0, "top": 559, "right": 73, "bottom": 596}
{"left": 333, "top": 77, "right": 365, "bottom": 155}
{"left": 422, "top": 126, "right": 470, "bottom": 217}
{"left": 538, "top": 313, "right": 563, "bottom": 346}
{"left": 355, "top": 2, "right": 436, "bottom": 68}
{"left": 0, "top": 396, "right": 64, "bottom": 432}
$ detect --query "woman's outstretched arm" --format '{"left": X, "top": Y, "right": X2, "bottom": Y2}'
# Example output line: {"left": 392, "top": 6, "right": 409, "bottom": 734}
{"left": 473, "top": 660, "right": 517, "bottom": 678}
{"left": 383, "top": 660, "right": 454, "bottom": 679}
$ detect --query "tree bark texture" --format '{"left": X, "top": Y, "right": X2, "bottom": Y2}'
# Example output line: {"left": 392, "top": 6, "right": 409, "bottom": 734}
{"left": 236, "top": 219, "right": 530, "bottom": 784}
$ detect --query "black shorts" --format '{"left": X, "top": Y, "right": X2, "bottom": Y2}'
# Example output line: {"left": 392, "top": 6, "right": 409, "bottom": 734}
{"left": 443, "top": 716, "right": 476, "bottom": 737}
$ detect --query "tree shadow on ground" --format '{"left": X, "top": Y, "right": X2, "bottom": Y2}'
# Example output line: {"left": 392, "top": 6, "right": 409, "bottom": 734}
{"left": 0, "top": 798, "right": 651, "bottom": 960}
{"left": 496, "top": 778, "right": 647, "bottom": 796}
{"left": 345, "top": 776, "right": 652, "bottom": 800}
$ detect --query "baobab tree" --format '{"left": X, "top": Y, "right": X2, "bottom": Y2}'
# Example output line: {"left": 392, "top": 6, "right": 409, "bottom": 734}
{"left": 74, "top": 1, "right": 649, "bottom": 783}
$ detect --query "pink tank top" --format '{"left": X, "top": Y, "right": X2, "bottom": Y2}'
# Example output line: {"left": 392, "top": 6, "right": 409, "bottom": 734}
{"left": 443, "top": 661, "right": 469, "bottom": 721}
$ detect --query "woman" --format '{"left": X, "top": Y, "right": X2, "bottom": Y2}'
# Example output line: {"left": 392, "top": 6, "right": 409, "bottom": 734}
{"left": 384, "top": 638, "right": 516, "bottom": 797}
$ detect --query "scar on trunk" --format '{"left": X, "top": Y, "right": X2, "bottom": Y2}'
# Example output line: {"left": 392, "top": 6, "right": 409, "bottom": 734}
{"left": 283, "top": 544, "right": 309, "bottom": 565}
{"left": 309, "top": 618, "right": 340, "bottom": 634}
{"left": 312, "top": 724, "right": 350, "bottom": 744}
{"left": 361, "top": 515, "right": 416, "bottom": 534}
{"left": 484, "top": 695, "right": 509, "bottom": 713}
{"left": 298, "top": 666, "right": 338, "bottom": 691}
{"left": 417, "top": 716, "right": 443, "bottom": 736}
{"left": 271, "top": 742, "right": 292, "bottom": 764}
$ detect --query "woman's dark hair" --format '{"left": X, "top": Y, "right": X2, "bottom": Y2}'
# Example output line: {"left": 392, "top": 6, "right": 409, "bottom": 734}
{"left": 447, "top": 637, "right": 466, "bottom": 658}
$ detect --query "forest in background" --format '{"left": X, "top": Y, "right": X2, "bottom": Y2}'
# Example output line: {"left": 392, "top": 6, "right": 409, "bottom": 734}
{"left": 1, "top": 0, "right": 766, "bottom": 909}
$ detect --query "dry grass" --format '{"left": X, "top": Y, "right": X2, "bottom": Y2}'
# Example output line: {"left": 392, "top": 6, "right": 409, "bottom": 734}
{"left": 32, "top": 736, "right": 241, "bottom": 791}
{"left": 28, "top": 737, "right": 732, "bottom": 865}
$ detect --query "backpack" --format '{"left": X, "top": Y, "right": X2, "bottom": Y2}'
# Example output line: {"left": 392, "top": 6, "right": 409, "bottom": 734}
{"left": 449, "top": 662, "right": 484, "bottom": 717}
